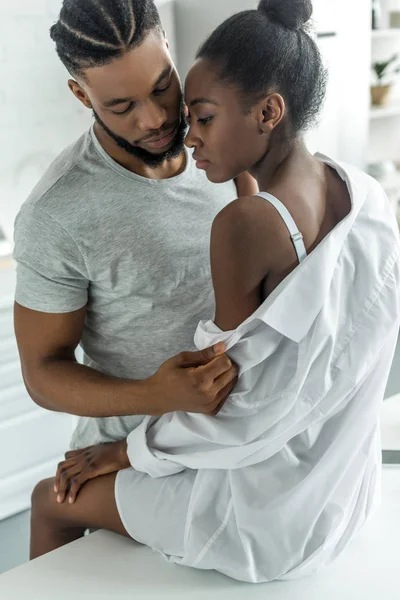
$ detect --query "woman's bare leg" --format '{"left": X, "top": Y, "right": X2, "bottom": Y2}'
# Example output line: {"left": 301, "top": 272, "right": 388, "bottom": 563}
{"left": 30, "top": 473, "right": 129, "bottom": 560}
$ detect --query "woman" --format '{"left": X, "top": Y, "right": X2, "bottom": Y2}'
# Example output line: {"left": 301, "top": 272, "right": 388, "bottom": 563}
{"left": 31, "top": 0, "right": 400, "bottom": 582}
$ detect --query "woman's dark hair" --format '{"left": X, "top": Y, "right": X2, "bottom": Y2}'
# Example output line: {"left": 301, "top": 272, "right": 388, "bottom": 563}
{"left": 197, "top": 0, "right": 327, "bottom": 136}
{"left": 50, "top": 0, "right": 161, "bottom": 81}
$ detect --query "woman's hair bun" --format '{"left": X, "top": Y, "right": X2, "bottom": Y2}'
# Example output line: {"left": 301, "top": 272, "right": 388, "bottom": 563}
{"left": 258, "top": 0, "right": 313, "bottom": 31}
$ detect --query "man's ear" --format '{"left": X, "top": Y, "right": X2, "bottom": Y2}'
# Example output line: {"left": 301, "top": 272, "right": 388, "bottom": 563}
{"left": 68, "top": 79, "right": 92, "bottom": 109}
{"left": 257, "top": 93, "right": 285, "bottom": 135}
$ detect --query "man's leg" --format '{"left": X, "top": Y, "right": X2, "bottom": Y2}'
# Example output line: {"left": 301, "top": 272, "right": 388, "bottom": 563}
{"left": 30, "top": 473, "right": 129, "bottom": 560}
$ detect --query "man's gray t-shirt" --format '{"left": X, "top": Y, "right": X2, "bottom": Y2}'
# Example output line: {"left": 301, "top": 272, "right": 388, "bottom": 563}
{"left": 13, "top": 126, "right": 236, "bottom": 449}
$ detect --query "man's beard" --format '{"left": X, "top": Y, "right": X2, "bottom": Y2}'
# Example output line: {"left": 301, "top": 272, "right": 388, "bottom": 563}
{"left": 92, "top": 101, "right": 187, "bottom": 169}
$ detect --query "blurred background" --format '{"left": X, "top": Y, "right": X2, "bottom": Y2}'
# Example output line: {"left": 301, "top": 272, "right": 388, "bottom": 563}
{"left": 0, "top": 0, "right": 399, "bottom": 575}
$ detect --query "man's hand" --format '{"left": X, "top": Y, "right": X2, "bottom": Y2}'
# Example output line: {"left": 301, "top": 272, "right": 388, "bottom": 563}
{"left": 149, "top": 343, "right": 238, "bottom": 416}
{"left": 54, "top": 440, "right": 130, "bottom": 504}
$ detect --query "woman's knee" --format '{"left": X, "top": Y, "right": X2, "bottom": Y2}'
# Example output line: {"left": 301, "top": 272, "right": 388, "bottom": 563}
{"left": 31, "top": 476, "right": 87, "bottom": 536}
{"left": 31, "top": 473, "right": 127, "bottom": 537}
{"left": 31, "top": 478, "right": 55, "bottom": 513}
{"left": 31, "top": 477, "right": 66, "bottom": 525}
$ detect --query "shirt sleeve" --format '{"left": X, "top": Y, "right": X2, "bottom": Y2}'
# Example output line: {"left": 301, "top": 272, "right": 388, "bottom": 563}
{"left": 13, "top": 205, "right": 89, "bottom": 313}
{"left": 126, "top": 319, "right": 311, "bottom": 477}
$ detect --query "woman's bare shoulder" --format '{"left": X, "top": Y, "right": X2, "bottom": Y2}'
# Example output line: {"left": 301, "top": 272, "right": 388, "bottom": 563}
{"left": 212, "top": 194, "right": 281, "bottom": 238}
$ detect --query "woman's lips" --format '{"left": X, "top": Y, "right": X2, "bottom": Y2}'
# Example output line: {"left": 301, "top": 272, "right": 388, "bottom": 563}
{"left": 193, "top": 156, "right": 210, "bottom": 170}
{"left": 196, "top": 160, "right": 210, "bottom": 170}
{"left": 144, "top": 127, "right": 177, "bottom": 149}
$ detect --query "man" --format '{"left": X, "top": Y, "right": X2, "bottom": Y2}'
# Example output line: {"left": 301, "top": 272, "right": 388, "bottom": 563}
{"left": 14, "top": 0, "right": 256, "bottom": 462}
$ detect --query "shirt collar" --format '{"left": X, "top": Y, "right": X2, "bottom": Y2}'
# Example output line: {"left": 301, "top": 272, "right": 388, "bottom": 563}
{"left": 240, "top": 155, "right": 368, "bottom": 343}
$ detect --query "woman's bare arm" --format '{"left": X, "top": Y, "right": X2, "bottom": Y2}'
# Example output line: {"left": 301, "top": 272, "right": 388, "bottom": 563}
{"left": 210, "top": 197, "right": 271, "bottom": 331}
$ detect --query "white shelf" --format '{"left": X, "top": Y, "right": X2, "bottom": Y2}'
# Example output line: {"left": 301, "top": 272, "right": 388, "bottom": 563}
{"left": 370, "top": 102, "right": 400, "bottom": 119}
{"left": 372, "top": 29, "right": 400, "bottom": 39}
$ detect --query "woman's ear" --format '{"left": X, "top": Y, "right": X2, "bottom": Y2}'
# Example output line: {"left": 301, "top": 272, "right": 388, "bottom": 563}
{"left": 257, "top": 93, "right": 285, "bottom": 134}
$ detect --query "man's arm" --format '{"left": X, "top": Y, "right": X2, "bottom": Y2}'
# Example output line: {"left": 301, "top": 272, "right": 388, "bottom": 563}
{"left": 14, "top": 302, "right": 237, "bottom": 418}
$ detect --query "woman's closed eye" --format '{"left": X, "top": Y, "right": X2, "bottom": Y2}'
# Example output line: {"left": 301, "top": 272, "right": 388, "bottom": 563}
{"left": 187, "top": 114, "right": 214, "bottom": 125}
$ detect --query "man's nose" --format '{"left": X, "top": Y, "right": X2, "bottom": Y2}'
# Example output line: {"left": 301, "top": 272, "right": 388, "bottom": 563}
{"left": 138, "top": 101, "right": 167, "bottom": 132}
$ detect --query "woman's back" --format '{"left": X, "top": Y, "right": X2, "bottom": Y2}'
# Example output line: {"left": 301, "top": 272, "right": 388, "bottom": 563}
{"left": 260, "top": 155, "right": 352, "bottom": 298}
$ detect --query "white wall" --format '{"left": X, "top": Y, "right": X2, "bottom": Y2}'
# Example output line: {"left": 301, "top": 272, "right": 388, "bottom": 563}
{"left": 157, "top": 0, "right": 178, "bottom": 65}
{"left": 330, "top": 0, "right": 371, "bottom": 168}
{"left": 174, "top": 0, "right": 257, "bottom": 78}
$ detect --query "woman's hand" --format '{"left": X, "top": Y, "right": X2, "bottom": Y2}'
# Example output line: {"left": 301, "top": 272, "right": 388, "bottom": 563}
{"left": 54, "top": 440, "right": 130, "bottom": 504}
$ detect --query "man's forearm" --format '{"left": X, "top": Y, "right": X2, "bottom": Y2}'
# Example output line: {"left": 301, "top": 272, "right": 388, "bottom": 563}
{"left": 24, "top": 358, "right": 154, "bottom": 418}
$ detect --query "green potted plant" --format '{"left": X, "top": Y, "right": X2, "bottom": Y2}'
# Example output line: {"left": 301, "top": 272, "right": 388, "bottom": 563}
{"left": 371, "top": 54, "right": 400, "bottom": 106}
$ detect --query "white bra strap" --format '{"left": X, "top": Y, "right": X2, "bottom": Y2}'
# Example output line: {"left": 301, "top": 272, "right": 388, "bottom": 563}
{"left": 256, "top": 192, "right": 307, "bottom": 263}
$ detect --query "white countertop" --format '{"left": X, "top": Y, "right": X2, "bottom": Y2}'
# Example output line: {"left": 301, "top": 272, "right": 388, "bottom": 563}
{"left": 0, "top": 466, "right": 399, "bottom": 600}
